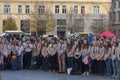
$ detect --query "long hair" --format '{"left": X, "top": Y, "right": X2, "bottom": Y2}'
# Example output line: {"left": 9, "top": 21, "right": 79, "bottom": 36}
{"left": 67, "top": 39, "right": 74, "bottom": 52}
{"left": 76, "top": 40, "right": 82, "bottom": 51}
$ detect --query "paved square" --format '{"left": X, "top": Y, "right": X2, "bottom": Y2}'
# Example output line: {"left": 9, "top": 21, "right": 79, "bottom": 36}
{"left": 0, "top": 70, "right": 117, "bottom": 80}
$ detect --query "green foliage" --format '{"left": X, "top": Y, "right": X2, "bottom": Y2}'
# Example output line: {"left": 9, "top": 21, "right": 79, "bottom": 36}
{"left": 3, "top": 17, "right": 17, "bottom": 32}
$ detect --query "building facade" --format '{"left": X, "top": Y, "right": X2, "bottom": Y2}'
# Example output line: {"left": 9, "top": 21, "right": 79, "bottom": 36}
{"left": 0, "top": 0, "right": 111, "bottom": 37}
{"left": 109, "top": 0, "right": 120, "bottom": 34}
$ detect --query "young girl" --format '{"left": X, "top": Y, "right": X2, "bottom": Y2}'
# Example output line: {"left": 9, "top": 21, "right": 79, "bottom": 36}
{"left": 112, "top": 42, "right": 119, "bottom": 79}
{"left": 48, "top": 39, "right": 58, "bottom": 72}
{"left": 74, "top": 40, "right": 83, "bottom": 74}
{"left": 97, "top": 42, "right": 105, "bottom": 75}
{"left": 104, "top": 42, "right": 113, "bottom": 76}
{"left": 67, "top": 39, "right": 76, "bottom": 74}
{"left": 0, "top": 53, "right": 4, "bottom": 70}
{"left": 41, "top": 42, "right": 49, "bottom": 71}
{"left": 82, "top": 45, "right": 89, "bottom": 76}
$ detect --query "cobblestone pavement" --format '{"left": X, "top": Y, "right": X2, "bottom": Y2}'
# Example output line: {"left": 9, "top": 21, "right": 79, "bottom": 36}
{"left": 0, "top": 70, "right": 117, "bottom": 80}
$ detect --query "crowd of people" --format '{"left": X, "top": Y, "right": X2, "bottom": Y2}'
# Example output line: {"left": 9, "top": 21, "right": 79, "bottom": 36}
{"left": 0, "top": 35, "right": 120, "bottom": 79}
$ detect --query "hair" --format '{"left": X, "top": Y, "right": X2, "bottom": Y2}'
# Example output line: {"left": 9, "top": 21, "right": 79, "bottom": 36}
{"left": 105, "top": 42, "right": 112, "bottom": 50}
{"left": 67, "top": 39, "right": 74, "bottom": 52}
{"left": 77, "top": 40, "right": 82, "bottom": 51}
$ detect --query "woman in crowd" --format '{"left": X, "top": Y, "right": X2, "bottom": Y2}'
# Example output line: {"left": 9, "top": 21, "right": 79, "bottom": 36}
{"left": 67, "top": 38, "right": 76, "bottom": 74}
{"left": 41, "top": 42, "right": 49, "bottom": 71}
{"left": 104, "top": 42, "right": 113, "bottom": 76}
{"left": 111, "top": 42, "right": 119, "bottom": 78}
{"left": 74, "top": 40, "right": 83, "bottom": 74}
{"left": 82, "top": 44, "right": 89, "bottom": 76}
{"left": 48, "top": 38, "right": 58, "bottom": 72}
{"left": 23, "top": 40, "right": 33, "bottom": 69}
{"left": 97, "top": 42, "right": 105, "bottom": 75}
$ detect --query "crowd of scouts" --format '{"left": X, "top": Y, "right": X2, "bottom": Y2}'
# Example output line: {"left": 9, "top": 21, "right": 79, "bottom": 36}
{"left": 0, "top": 35, "right": 120, "bottom": 79}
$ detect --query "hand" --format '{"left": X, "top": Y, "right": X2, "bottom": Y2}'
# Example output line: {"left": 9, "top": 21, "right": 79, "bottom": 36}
{"left": 118, "top": 58, "right": 120, "bottom": 61}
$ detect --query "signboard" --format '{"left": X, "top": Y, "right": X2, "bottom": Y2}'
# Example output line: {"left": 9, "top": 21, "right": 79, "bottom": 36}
{"left": 2, "top": 15, "right": 30, "bottom": 19}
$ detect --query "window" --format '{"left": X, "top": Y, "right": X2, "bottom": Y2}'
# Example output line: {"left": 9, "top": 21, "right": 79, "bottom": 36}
{"left": 55, "top": 5, "right": 59, "bottom": 14}
{"left": 18, "top": 5, "right": 22, "bottom": 14}
{"left": 93, "top": 6, "right": 99, "bottom": 14}
{"left": 118, "top": 11, "right": 120, "bottom": 21}
{"left": 113, "top": 12, "right": 116, "bottom": 21}
{"left": 62, "top": 5, "right": 66, "bottom": 14}
{"left": 38, "top": 5, "right": 45, "bottom": 14}
{"left": 57, "top": 19, "right": 66, "bottom": 25}
{"left": 119, "top": 1, "right": 120, "bottom": 8}
{"left": 113, "top": 1, "right": 116, "bottom": 8}
{"left": 4, "top": 5, "right": 10, "bottom": 14}
{"left": 81, "top": 6, "right": 85, "bottom": 15}
{"left": 25, "top": 5, "right": 30, "bottom": 14}
{"left": 74, "top": 6, "right": 78, "bottom": 14}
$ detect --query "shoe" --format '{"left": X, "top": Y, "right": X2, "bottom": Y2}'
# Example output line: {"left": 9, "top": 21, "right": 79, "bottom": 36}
{"left": 86, "top": 72, "right": 89, "bottom": 76}
{"left": 115, "top": 76, "right": 118, "bottom": 79}
{"left": 82, "top": 72, "right": 86, "bottom": 75}
{"left": 112, "top": 75, "right": 115, "bottom": 78}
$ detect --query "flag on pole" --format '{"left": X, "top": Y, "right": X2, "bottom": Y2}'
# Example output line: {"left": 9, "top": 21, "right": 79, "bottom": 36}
{"left": 81, "top": 9, "right": 85, "bottom": 16}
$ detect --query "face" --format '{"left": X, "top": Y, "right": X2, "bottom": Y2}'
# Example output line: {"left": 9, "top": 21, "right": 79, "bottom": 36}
{"left": 60, "top": 39, "right": 64, "bottom": 44}
{"left": 51, "top": 40, "right": 55, "bottom": 44}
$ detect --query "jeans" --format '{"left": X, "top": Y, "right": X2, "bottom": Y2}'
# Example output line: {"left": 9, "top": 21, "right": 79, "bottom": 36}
{"left": 67, "top": 57, "right": 75, "bottom": 72}
{"left": 106, "top": 58, "right": 113, "bottom": 76}
{"left": 112, "top": 59, "right": 118, "bottom": 76}
{"left": 74, "top": 56, "right": 82, "bottom": 73}
{"left": 42, "top": 57, "right": 49, "bottom": 70}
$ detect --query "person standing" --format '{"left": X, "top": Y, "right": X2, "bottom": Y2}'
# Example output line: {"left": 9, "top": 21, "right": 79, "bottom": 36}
{"left": 41, "top": 42, "right": 49, "bottom": 71}
{"left": 82, "top": 45, "right": 89, "bottom": 76}
{"left": 57, "top": 38, "right": 67, "bottom": 73}
{"left": 74, "top": 40, "right": 83, "bottom": 74}
{"left": 66, "top": 39, "right": 76, "bottom": 74}
{"left": 48, "top": 39, "right": 58, "bottom": 72}
{"left": 104, "top": 42, "right": 113, "bottom": 76}
{"left": 23, "top": 40, "right": 33, "bottom": 69}
{"left": 111, "top": 43, "right": 119, "bottom": 79}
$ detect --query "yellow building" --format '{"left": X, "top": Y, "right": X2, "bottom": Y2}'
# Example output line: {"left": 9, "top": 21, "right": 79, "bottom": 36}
{"left": 0, "top": 0, "right": 111, "bottom": 37}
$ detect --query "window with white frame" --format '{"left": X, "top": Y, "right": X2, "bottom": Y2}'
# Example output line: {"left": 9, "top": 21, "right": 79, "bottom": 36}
{"left": 81, "top": 6, "right": 85, "bottom": 15}
{"left": 118, "top": 11, "right": 120, "bottom": 21}
{"left": 74, "top": 6, "right": 78, "bottom": 14}
{"left": 62, "top": 5, "right": 66, "bottom": 14}
{"left": 18, "top": 5, "right": 22, "bottom": 14}
{"left": 4, "top": 5, "right": 10, "bottom": 14}
{"left": 55, "top": 5, "right": 59, "bottom": 14}
{"left": 25, "top": 5, "right": 30, "bottom": 14}
{"left": 38, "top": 5, "right": 45, "bottom": 14}
{"left": 93, "top": 6, "right": 99, "bottom": 14}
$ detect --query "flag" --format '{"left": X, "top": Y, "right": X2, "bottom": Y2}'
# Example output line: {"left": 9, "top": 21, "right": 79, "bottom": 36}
{"left": 81, "top": 9, "right": 85, "bottom": 16}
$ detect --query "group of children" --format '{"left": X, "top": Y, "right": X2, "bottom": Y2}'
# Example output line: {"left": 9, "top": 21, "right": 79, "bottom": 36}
{"left": 0, "top": 36, "right": 120, "bottom": 79}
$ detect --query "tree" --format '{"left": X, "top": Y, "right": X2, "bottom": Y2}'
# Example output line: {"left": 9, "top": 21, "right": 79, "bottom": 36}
{"left": 90, "top": 15, "right": 109, "bottom": 34}
{"left": 3, "top": 17, "right": 17, "bottom": 32}
{"left": 31, "top": 1, "right": 56, "bottom": 36}
{"left": 66, "top": 6, "right": 84, "bottom": 34}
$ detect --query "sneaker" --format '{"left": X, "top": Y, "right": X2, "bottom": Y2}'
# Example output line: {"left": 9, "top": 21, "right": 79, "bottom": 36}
{"left": 86, "top": 72, "right": 89, "bottom": 76}
{"left": 112, "top": 75, "right": 115, "bottom": 78}
{"left": 115, "top": 76, "right": 118, "bottom": 79}
{"left": 82, "top": 72, "right": 86, "bottom": 75}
